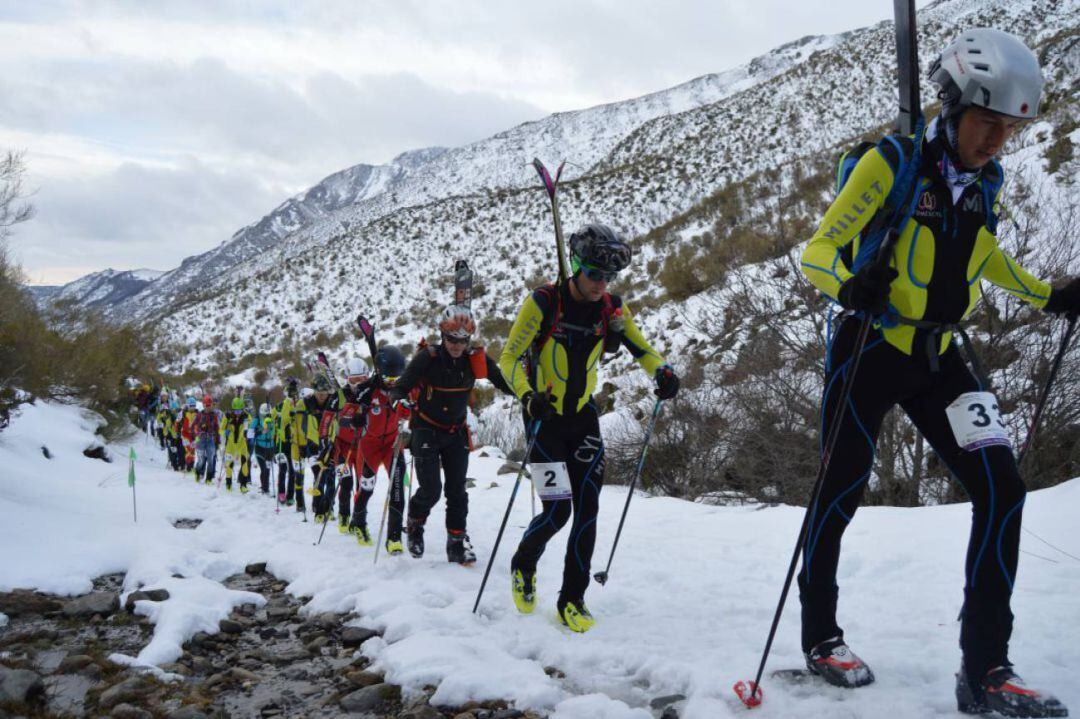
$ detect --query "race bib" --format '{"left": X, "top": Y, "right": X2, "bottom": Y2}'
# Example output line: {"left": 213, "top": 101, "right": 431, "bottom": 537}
{"left": 292, "top": 460, "right": 302, "bottom": 473}
{"left": 360, "top": 475, "right": 376, "bottom": 492}
{"left": 275, "top": 453, "right": 287, "bottom": 465}
{"left": 945, "top": 391, "right": 1011, "bottom": 452}
{"left": 336, "top": 463, "right": 351, "bottom": 478}
{"left": 224, "top": 453, "right": 234, "bottom": 464}
{"left": 531, "top": 462, "right": 572, "bottom": 501}
{"left": 246, "top": 429, "right": 255, "bottom": 439}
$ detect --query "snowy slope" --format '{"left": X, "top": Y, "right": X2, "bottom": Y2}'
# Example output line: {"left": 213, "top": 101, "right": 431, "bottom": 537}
{"left": 136, "top": 0, "right": 1078, "bottom": 378}
{"left": 3, "top": 402, "right": 1078, "bottom": 718}
{"left": 110, "top": 29, "right": 844, "bottom": 324}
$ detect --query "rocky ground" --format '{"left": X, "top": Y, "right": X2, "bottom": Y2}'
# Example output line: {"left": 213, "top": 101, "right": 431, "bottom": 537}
{"left": 0, "top": 557, "right": 555, "bottom": 718}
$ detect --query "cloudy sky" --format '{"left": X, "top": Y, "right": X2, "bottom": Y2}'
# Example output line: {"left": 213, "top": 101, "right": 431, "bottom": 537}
{"left": 1, "top": 0, "right": 925, "bottom": 285}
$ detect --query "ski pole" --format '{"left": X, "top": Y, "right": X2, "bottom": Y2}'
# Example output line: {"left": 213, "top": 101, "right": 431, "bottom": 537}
{"left": 375, "top": 422, "right": 407, "bottom": 565}
{"left": 473, "top": 420, "right": 541, "bottom": 614}
{"left": 593, "top": 398, "right": 663, "bottom": 587}
{"left": 735, "top": 230, "right": 905, "bottom": 708}
{"left": 1018, "top": 313, "right": 1078, "bottom": 467}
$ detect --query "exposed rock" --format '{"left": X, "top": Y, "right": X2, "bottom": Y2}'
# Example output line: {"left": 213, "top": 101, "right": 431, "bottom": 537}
{"left": 496, "top": 461, "right": 522, "bottom": 475}
{"left": 400, "top": 705, "right": 443, "bottom": 719}
{"left": 82, "top": 445, "right": 111, "bottom": 462}
{"left": 44, "top": 673, "right": 95, "bottom": 716}
{"left": 344, "top": 670, "right": 383, "bottom": 688}
{"left": 110, "top": 703, "right": 154, "bottom": 719}
{"left": 63, "top": 591, "right": 119, "bottom": 618}
{"left": 339, "top": 682, "right": 401, "bottom": 713}
{"left": 266, "top": 605, "right": 294, "bottom": 621}
{"left": 171, "top": 518, "right": 202, "bottom": 529}
{"left": 265, "top": 647, "right": 310, "bottom": 665}
{"left": 244, "top": 562, "right": 267, "bottom": 576}
{"left": 543, "top": 665, "right": 565, "bottom": 679}
{"left": 0, "top": 589, "right": 63, "bottom": 617}
{"left": 230, "top": 667, "right": 259, "bottom": 683}
{"left": 304, "top": 635, "right": 329, "bottom": 653}
{"left": 660, "top": 707, "right": 680, "bottom": 719}
{"left": 124, "top": 589, "right": 170, "bottom": 611}
{"left": 218, "top": 618, "right": 245, "bottom": 634}
{"left": 491, "top": 710, "right": 524, "bottom": 719}
{"left": 159, "top": 662, "right": 191, "bottom": 677}
{"left": 649, "top": 694, "right": 687, "bottom": 709}
{"left": 315, "top": 611, "right": 342, "bottom": 629}
{"left": 98, "top": 676, "right": 152, "bottom": 709}
{"left": 167, "top": 707, "right": 210, "bottom": 719}
{"left": 57, "top": 654, "right": 94, "bottom": 673}
{"left": 340, "top": 625, "right": 380, "bottom": 647}
{"left": 0, "top": 666, "right": 45, "bottom": 704}
{"left": 452, "top": 713, "right": 477, "bottom": 719}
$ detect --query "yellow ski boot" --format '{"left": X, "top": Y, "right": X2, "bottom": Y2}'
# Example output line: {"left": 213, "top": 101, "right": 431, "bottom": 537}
{"left": 338, "top": 516, "right": 350, "bottom": 535}
{"left": 385, "top": 539, "right": 404, "bottom": 556}
{"left": 353, "top": 525, "right": 373, "bottom": 547}
{"left": 512, "top": 568, "right": 536, "bottom": 615}
{"left": 558, "top": 597, "right": 595, "bottom": 633}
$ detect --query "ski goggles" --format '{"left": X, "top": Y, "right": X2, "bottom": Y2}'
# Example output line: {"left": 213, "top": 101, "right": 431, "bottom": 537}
{"left": 441, "top": 333, "right": 469, "bottom": 346}
{"left": 579, "top": 263, "right": 620, "bottom": 283}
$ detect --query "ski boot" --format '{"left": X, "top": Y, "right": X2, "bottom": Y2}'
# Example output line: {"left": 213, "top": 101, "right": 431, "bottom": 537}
{"left": 406, "top": 518, "right": 425, "bottom": 558}
{"left": 804, "top": 636, "right": 875, "bottom": 688}
{"left": 447, "top": 530, "right": 476, "bottom": 565}
{"left": 557, "top": 596, "right": 595, "bottom": 633}
{"left": 352, "top": 524, "right": 373, "bottom": 546}
{"left": 338, "top": 515, "right": 350, "bottom": 535}
{"left": 511, "top": 566, "right": 536, "bottom": 614}
{"left": 240, "top": 485, "right": 250, "bottom": 494}
{"left": 957, "top": 663, "right": 1068, "bottom": 717}
{"left": 278, "top": 493, "right": 287, "bottom": 503}
{"left": 385, "top": 539, "right": 404, "bottom": 556}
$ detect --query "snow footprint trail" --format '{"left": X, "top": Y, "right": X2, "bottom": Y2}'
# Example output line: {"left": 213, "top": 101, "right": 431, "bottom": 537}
{"left": 2, "top": 402, "right": 1080, "bottom": 718}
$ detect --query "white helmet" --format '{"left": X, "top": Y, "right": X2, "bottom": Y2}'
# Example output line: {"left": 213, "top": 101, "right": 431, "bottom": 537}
{"left": 345, "top": 358, "right": 367, "bottom": 379}
{"left": 300, "top": 387, "right": 315, "bottom": 399}
{"left": 259, "top": 403, "right": 270, "bottom": 416}
{"left": 930, "top": 28, "right": 1044, "bottom": 120}
{"left": 439, "top": 304, "right": 477, "bottom": 339}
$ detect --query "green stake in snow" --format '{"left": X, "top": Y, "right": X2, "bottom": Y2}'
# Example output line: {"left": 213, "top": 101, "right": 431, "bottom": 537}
{"left": 128, "top": 447, "right": 138, "bottom": 523}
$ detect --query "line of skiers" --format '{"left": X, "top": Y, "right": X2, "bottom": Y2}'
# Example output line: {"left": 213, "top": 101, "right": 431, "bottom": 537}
{"left": 125, "top": 27, "right": 1080, "bottom": 719}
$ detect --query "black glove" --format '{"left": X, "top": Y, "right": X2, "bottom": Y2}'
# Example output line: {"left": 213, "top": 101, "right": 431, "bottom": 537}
{"left": 837, "top": 263, "right": 898, "bottom": 315}
{"left": 654, "top": 365, "right": 680, "bottom": 400}
{"left": 523, "top": 391, "right": 556, "bottom": 422}
{"left": 1044, "top": 278, "right": 1080, "bottom": 316}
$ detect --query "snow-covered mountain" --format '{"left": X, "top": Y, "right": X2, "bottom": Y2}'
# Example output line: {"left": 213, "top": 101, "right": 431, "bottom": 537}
{"left": 32, "top": 268, "right": 165, "bottom": 311}
{"left": 102, "top": 28, "right": 843, "bottom": 323}
{"left": 129, "top": 0, "right": 1077, "bottom": 378}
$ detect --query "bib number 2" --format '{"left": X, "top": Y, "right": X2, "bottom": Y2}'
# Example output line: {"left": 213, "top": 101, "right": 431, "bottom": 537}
{"left": 531, "top": 462, "right": 572, "bottom": 501}
{"left": 945, "top": 391, "right": 1011, "bottom": 452}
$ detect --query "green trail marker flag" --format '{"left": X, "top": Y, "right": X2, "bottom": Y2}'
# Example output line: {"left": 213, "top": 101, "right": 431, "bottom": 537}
{"left": 128, "top": 447, "right": 138, "bottom": 522}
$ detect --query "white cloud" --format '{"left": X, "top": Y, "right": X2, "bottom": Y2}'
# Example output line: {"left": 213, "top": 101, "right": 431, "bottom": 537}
{"left": 0, "top": 0, "right": 934, "bottom": 284}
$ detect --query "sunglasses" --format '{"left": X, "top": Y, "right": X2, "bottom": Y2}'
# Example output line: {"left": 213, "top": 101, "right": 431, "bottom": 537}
{"left": 580, "top": 265, "right": 619, "bottom": 283}
{"left": 442, "top": 334, "right": 469, "bottom": 346}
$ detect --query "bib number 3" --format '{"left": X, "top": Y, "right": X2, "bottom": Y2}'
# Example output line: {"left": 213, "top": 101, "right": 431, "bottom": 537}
{"left": 945, "top": 391, "right": 1011, "bottom": 452}
{"left": 531, "top": 461, "right": 572, "bottom": 501}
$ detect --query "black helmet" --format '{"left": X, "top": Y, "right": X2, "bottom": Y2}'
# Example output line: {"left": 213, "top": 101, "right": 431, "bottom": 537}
{"left": 312, "top": 375, "right": 333, "bottom": 392}
{"left": 375, "top": 345, "right": 406, "bottom": 379}
{"left": 569, "top": 224, "right": 632, "bottom": 278}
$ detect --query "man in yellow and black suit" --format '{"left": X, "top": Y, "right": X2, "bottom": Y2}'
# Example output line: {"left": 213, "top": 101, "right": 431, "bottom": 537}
{"left": 798, "top": 29, "right": 1076, "bottom": 716}
{"left": 499, "top": 224, "right": 680, "bottom": 633}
